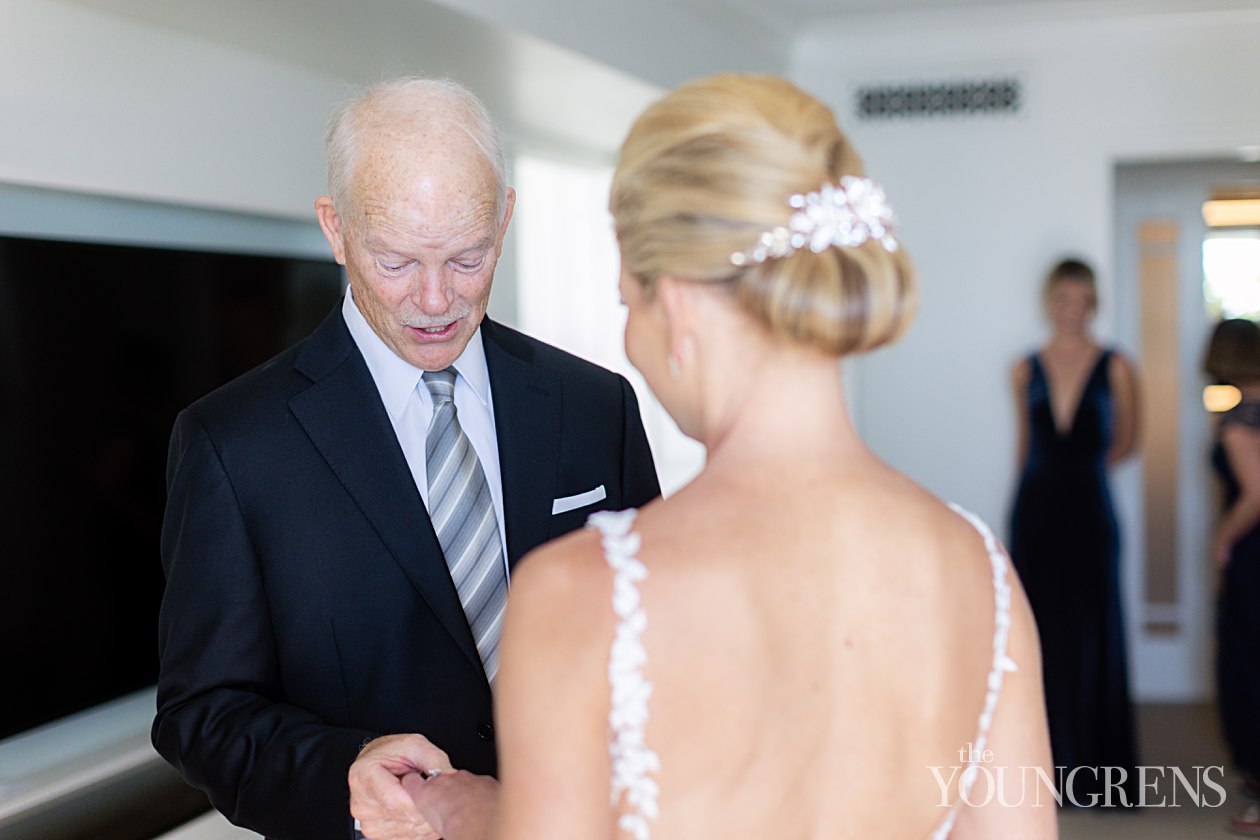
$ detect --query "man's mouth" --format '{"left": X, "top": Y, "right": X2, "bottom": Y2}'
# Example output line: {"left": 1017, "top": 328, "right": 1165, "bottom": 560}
{"left": 408, "top": 321, "right": 459, "bottom": 341}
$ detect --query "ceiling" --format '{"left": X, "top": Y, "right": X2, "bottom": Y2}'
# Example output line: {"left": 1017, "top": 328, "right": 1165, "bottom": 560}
{"left": 693, "top": 0, "right": 1260, "bottom": 38}
{"left": 55, "top": 0, "right": 1260, "bottom": 94}
{"left": 712, "top": 0, "right": 1259, "bottom": 19}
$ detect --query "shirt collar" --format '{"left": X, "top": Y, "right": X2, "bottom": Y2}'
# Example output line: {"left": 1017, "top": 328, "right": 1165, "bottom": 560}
{"left": 342, "top": 288, "right": 491, "bottom": 420}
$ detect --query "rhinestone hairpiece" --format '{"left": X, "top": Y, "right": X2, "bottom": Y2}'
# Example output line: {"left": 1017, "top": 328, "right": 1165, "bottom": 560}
{"left": 729, "top": 176, "right": 899, "bottom": 267}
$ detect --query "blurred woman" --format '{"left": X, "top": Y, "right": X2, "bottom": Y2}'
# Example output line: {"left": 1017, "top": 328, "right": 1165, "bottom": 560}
{"left": 1203, "top": 318, "right": 1260, "bottom": 836}
{"left": 1008, "top": 259, "right": 1139, "bottom": 804}
{"left": 353, "top": 74, "right": 1057, "bottom": 840}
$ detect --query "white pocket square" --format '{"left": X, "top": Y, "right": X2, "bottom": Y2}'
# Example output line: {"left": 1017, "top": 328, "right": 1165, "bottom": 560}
{"left": 551, "top": 485, "right": 606, "bottom": 515}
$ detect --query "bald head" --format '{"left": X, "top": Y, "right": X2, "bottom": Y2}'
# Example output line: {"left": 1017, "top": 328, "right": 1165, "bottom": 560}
{"left": 324, "top": 77, "right": 508, "bottom": 224}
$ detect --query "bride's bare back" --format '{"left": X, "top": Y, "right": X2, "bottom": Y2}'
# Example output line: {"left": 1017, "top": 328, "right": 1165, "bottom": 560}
{"left": 493, "top": 448, "right": 1054, "bottom": 840}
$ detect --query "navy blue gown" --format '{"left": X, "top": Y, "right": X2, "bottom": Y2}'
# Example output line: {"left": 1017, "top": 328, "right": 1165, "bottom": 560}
{"left": 1211, "top": 401, "right": 1260, "bottom": 784}
{"left": 1009, "top": 349, "right": 1138, "bottom": 804}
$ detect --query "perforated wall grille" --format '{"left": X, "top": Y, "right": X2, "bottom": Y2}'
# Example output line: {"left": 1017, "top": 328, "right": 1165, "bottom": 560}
{"left": 856, "top": 78, "right": 1021, "bottom": 120}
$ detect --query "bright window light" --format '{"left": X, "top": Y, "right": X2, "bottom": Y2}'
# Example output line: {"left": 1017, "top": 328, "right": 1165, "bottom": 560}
{"left": 514, "top": 154, "right": 704, "bottom": 496}
{"left": 1204, "top": 384, "right": 1242, "bottom": 413}
{"left": 1203, "top": 232, "right": 1260, "bottom": 320}
{"left": 1202, "top": 198, "right": 1260, "bottom": 228}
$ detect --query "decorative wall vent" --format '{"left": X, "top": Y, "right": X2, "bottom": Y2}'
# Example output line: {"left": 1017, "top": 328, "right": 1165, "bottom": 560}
{"left": 856, "top": 78, "right": 1021, "bottom": 120}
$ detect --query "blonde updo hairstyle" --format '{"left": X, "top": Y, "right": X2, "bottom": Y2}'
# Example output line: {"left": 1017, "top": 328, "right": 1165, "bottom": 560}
{"left": 610, "top": 74, "right": 916, "bottom": 356}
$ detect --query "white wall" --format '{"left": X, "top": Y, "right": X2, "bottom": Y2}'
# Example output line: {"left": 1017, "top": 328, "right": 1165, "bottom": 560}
{"left": 0, "top": 0, "right": 338, "bottom": 219}
{"left": 792, "top": 3, "right": 1260, "bottom": 700}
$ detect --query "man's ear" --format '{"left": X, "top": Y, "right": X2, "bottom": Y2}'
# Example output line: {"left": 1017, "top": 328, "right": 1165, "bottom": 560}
{"left": 315, "top": 196, "right": 347, "bottom": 266}
{"left": 495, "top": 188, "right": 517, "bottom": 258}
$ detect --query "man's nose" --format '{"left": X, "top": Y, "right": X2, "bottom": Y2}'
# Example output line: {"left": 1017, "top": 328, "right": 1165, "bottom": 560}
{"left": 412, "top": 268, "right": 453, "bottom": 315}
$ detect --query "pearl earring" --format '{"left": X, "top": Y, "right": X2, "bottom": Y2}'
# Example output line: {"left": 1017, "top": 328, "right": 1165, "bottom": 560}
{"left": 667, "top": 354, "right": 681, "bottom": 381}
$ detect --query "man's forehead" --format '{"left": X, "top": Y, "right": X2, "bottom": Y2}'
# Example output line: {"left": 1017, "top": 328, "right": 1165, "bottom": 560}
{"left": 354, "top": 196, "right": 497, "bottom": 252}
{"left": 352, "top": 143, "right": 496, "bottom": 207}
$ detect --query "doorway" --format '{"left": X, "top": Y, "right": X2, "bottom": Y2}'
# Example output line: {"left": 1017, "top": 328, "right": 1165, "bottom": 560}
{"left": 1113, "top": 158, "right": 1260, "bottom": 702}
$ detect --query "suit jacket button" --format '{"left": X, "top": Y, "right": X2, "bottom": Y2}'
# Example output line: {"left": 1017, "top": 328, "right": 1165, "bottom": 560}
{"left": 477, "top": 722, "right": 494, "bottom": 741}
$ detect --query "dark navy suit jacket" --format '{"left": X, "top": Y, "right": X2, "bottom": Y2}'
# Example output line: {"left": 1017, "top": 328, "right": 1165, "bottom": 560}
{"left": 152, "top": 305, "right": 660, "bottom": 840}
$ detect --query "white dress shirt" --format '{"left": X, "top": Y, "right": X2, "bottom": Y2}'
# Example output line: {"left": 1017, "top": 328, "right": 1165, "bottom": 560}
{"left": 341, "top": 289, "right": 510, "bottom": 571}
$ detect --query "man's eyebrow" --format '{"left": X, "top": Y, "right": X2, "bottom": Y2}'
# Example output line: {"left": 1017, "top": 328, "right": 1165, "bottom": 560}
{"left": 361, "top": 236, "right": 403, "bottom": 254}
{"left": 360, "top": 234, "right": 493, "bottom": 258}
{"left": 451, "top": 238, "right": 494, "bottom": 257}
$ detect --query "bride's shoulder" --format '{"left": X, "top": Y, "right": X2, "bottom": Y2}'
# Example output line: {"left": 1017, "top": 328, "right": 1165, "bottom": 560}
{"left": 507, "top": 511, "right": 645, "bottom": 632}
{"left": 513, "top": 525, "right": 612, "bottom": 600}
{"left": 493, "top": 522, "right": 633, "bottom": 787}
{"left": 866, "top": 490, "right": 1004, "bottom": 583}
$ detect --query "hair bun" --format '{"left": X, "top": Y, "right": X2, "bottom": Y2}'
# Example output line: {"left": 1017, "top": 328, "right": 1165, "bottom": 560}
{"left": 611, "top": 73, "right": 917, "bottom": 356}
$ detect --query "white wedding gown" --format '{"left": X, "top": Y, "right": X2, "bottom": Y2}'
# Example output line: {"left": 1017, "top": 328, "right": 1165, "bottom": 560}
{"left": 588, "top": 503, "right": 1017, "bottom": 840}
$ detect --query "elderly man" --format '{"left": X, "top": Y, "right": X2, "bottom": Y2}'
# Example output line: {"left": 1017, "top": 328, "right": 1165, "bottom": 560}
{"left": 152, "top": 77, "right": 660, "bottom": 840}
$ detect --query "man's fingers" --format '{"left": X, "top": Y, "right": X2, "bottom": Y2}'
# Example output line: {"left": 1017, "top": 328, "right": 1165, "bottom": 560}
{"left": 349, "top": 735, "right": 451, "bottom": 840}
{"left": 356, "top": 734, "right": 454, "bottom": 778}
{"left": 350, "top": 749, "right": 442, "bottom": 839}
{"left": 405, "top": 771, "right": 499, "bottom": 840}
{"left": 350, "top": 764, "right": 416, "bottom": 816}
{"left": 403, "top": 771, "right": 451, "bottom": 835}
{"left": 401, "top": 771, "right": 428, "bottom": 798}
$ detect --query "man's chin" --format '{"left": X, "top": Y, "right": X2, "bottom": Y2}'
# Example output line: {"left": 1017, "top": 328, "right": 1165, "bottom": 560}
{"left": 400, "top": 335, "right": 471, "bottom": 372}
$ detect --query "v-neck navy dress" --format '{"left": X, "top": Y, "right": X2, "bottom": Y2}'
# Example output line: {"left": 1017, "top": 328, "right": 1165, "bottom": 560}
{"left": 1009, "top": 349, "right": 1138, "bottom": 804}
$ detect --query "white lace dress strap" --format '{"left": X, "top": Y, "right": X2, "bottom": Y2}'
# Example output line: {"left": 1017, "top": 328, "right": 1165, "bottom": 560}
{"left": 928, "top": 503, "right": 1019, "bottom": 840}
{"left": 587, "top": 508, "right": 660, "bottom": 840}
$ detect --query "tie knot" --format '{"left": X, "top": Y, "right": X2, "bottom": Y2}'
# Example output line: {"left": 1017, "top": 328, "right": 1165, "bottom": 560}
{"left": 422, "top": 368, "right": 457, "bottom": 404}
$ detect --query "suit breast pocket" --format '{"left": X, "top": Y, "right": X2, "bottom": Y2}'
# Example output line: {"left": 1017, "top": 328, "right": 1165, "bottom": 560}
{"left": 551, "top": 484, "right": 606, "bottom": 515}
{"left": 548, "top": 484, "right": 612, "bottom": 539}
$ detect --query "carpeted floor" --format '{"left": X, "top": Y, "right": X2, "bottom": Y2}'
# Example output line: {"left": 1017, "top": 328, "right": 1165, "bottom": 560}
{"left": 1058, "top": 703, "right": 1253, "bottom": 839}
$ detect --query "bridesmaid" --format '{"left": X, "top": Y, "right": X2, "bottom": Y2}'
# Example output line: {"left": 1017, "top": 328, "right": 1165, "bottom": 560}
{"left": 1008, "top": 258, "right": 1140, "bottom": 805}
{"left": 1202, "top": 318, "right": 1260, "bottom": 836}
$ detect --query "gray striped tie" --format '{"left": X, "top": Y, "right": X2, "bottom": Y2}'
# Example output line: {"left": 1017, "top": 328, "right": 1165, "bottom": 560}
{"left": 422, "top": 368, "right": 508, "bottom": 682}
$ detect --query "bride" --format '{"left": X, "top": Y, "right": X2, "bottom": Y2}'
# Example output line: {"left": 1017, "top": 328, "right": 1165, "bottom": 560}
{"left": 350, "top": 73, "right": 1056, "bottom": 840}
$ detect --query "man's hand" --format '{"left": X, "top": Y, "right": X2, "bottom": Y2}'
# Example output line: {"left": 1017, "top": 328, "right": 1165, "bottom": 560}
{"left": 349, "top": 734, "right": 453, "bottom": 840}
{"left": 403, "top": 770, "right": 500, "bottom": 840}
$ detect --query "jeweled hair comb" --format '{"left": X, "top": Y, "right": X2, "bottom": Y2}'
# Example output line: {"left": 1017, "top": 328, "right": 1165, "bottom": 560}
{"left": 730, "top": 176, "right": 899, "bottom": 267}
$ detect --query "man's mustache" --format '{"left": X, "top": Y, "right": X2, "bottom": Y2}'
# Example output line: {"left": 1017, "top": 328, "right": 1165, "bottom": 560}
{"left": 401, "top": 306, "right": 472, "bottom": 329}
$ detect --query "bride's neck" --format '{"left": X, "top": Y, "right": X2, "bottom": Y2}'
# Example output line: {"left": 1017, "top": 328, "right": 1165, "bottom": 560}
{"left": 698, "top": 344, "right": 865, "bottom": 477}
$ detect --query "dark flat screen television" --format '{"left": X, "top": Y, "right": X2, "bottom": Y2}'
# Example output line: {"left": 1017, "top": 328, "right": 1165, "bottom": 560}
{"left": 0, "top": 233, "right": 344, "bottom": 740}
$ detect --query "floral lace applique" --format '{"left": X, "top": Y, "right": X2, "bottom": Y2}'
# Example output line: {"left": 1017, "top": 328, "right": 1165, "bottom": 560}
{"left": 929, "top": 504, "right": 1018, "bottom": 840}
{"left": 589, "top": 509, "right": 660, "bottom": 840}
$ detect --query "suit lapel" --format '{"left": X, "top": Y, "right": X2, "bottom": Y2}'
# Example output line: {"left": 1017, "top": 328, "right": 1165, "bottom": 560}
{"left": 482, "top": 319, "right": 561, "bottom": 569}
{"left": 289, "top": 307, "right": 481, "bottom": 670}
